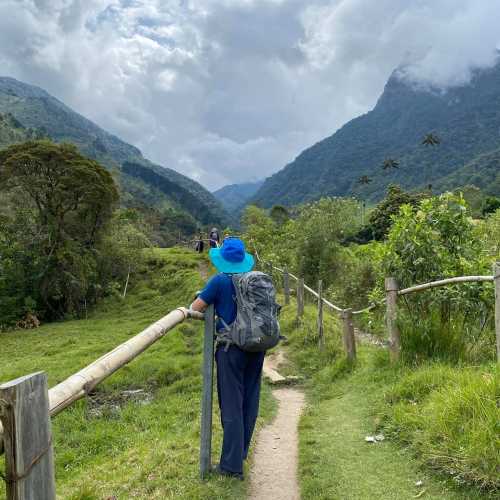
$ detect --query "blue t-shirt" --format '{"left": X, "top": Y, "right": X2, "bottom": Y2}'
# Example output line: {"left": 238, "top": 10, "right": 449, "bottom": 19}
{"left": 199, "top": 273, "right": 236, "bottom": 332}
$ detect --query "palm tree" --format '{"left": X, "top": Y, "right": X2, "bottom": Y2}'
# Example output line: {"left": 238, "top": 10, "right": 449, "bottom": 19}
{"left": 421, "top": 133, "right": 441, "bottom": 146}
{"left": 382, "top": 158, "right": 400, "bottom": 170}
{"left": 421, "top": 133, "right": 441, "bottom": 192}
{"left": 357, "top": 175, "right": 372, "bottom": 185}
{"left": 356, "top": 176, "right": 372, "bottom": 224}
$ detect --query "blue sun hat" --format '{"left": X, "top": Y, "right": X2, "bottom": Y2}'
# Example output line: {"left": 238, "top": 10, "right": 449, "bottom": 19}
{"left": 209, "top": 237, "right": 255, "bottom": 274}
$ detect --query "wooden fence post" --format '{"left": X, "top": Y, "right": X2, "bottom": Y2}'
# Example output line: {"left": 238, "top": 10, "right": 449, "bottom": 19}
{"left": 494, "top": 262, "right": 500, "bottom": 363}
{"left": 283, "top": 266, "right": 290, "bottom": 305}
{"left": 200, "top": 304, "right": 215, "bottom": 479}
{"left": 297, "top": 278, "right": 304, "bottom": 319}
{"left": 317, "top": 280, "right": 324, "bottom": 349}
{"left": 341, "top": 308, "right": 356, "bottom": 362}
{"left": 385, "top": 277, "right": 400, "bottom": 362}
{"left": 0, "top": 372, "right": 56, "bottom": 500}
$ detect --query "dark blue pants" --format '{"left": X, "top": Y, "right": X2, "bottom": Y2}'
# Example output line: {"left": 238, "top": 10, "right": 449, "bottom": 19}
{"left": 215, "top": 345, "right": 265, "bottom": 474}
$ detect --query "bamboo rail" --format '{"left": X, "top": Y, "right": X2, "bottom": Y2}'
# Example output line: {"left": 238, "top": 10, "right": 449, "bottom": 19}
{"left": 0, "top": 307, "right": 204, "bottom": 456}
{"left": 398, "top": 276, "right": 493, "bottom": 295}
{"left": 352, "top": 302, "right": 382, "bottom": 315}
{"left": 250, "top": 239, "right": 499, "bottom": 363}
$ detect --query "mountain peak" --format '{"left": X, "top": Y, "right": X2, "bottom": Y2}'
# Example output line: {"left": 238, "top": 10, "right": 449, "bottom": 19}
{"left": 0, "top": 76, "right": 52, "bottom": 99}
{"left": 252, "top": 62, "right": 500, "bottom": 207}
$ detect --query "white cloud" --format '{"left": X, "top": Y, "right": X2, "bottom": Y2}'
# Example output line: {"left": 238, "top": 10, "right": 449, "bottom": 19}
{"left": 1, "top": 0, "right": 500, "bottom": 190}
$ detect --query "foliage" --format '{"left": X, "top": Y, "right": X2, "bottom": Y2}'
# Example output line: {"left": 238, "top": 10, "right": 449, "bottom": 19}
{"left": 381, "top": 193, "right": 494, "bottom": 362}
{"left": 122, "top": 161, "right": 228, "bottom": 227}
{"left": 482, "top": 196, "right": 500, "bottom": 216}
{"left": 243, "top": 198, "right": 360, "bottom": 291}
{"left": 383, "top": 193, "right": 484, "bottom": 285}
{"left": 366, "top": 184, "right": 425, "bottom": 240}
{"left": 0, "top": 141, "right": 151, "bottom": 324}
{"left": 95, "top": 209, "right": 152, "bottom": 299}
{"left": 330, "top": 241, "right": 384, "bottom": 310}
{"left": 269, "top": 205, "right": 290, "bottom": 226}
{"left": 477, "top": 209, "right": 500, "bottom": 257}
{"left": 0, "top": 112, "right": 45, "bottom": 148}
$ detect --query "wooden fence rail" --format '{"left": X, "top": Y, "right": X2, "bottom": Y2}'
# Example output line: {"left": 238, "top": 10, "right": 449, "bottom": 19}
{"left": 252, "top": 241, "right": 499, "bottom": 364}
{"left": 398, "top": 275, "right": 493, "bottom": 295}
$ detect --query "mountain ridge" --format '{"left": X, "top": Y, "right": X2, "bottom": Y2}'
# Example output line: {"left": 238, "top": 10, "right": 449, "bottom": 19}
{"left": 213, "top": 180, "right": 264, "bottom": 211}
{"left": 0, "top": 76, "right": 229, "bottom": 230}
{"left": 251, "top": 63, "right": 500, "bottom": 208}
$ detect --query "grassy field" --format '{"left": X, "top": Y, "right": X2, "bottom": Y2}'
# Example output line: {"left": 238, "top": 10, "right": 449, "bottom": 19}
{"left": 0, "top": 248, "right": 274, "bottom": 499}
{"left": 278, "top": 297, "right": 499, "bottom": 500}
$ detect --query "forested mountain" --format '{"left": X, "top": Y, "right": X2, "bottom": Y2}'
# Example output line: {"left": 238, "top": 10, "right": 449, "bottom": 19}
{"left": 252, "top": 63, "right": 500, "bottom": 208}
{"left": 0, "top": 112, "right": 44, "bottom": 148}
{"left": 213, "top": 180, "right": 264, "bottom": 210}
{"left": 0, "top": 77, "right": 229, "bottom": 231}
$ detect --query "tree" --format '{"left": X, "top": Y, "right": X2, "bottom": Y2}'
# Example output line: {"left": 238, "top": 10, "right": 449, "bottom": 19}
{"left": 382, "top": 158, "right": 400, "bottom": 170}
{"left": 421, "top": 133, "right": 441, "bottom": 146}
{"left": 481, "top": 196, "right": 500, "bottom": 216}
{"left": 368, "top": 185, "right": 425, "bottom": 240}
{"left": 356, "top": 176, "right": 372, "bottom": 225}
{"left": 0, "top": 140, "right": 119, "bottom": 320}
{"left": 357, "top": 175, "right": 372, "bottom": 185}
{"left": 0, "top": 140, "right": 118, "bottom": 247}
{"left": 270, "top": 205, "right": 290, "bottom": 226}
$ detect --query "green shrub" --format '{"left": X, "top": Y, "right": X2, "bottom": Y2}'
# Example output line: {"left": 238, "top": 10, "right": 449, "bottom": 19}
{"left": 382, "top": 193, "right": 494, "bottom": 362}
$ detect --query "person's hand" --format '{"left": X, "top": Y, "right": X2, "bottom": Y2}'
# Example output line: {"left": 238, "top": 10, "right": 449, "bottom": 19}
{"left": 176, "top": 306, "right": 205, "bottom": 320}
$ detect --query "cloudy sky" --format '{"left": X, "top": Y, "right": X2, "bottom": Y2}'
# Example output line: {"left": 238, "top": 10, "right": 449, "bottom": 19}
{"left": 1, "top": 0, "right": 499, "bottom": 190}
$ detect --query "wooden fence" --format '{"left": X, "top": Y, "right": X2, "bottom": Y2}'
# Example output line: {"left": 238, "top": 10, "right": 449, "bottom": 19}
{"left": 254, "top": 249, "right": 500, "bottom": 364}
{"left": 0, "top": 307, "right": 210, "bottom": 499}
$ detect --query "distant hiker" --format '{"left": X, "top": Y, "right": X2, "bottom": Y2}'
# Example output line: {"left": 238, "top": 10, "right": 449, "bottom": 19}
{"left": 190, "top": 237, "right": 281, "bottom": 480}
{"left": 195, "top": 232, "right": 204, "bottom": 253}
{"left": 209, "top": 227, "right": 220, "bottom": 248}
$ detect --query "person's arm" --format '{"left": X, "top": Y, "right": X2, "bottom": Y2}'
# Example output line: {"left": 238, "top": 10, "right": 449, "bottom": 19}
{"left": 191, "top": 296, "right": 208, "bottom": 313}
{"left": 191, "top": 275, "right": 218, "bottom": 313}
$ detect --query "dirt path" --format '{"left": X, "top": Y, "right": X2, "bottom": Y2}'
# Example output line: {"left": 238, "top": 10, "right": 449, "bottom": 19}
{"left": 248, "top": 352, "right": 305, "bottom": 500}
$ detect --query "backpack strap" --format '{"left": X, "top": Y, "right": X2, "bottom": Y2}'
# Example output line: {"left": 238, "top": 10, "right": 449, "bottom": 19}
{"left": 216, "top": 317, "right": 233, "bottom": 351}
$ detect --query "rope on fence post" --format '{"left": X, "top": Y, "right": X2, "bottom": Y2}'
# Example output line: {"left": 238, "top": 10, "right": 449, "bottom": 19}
{"left": 283, "top": 266, "right": 290, "bottom": 305}
{"left": 494, "top": 262, "right": 500, "bottom": 363}
{"left": 385, "top": 277, "right": 400, "bottom": 362}
{"left": 297, "top": 278, "right": 304, "bottom": 319}
{"left": 341, "top": 308, "right": 356, "bottom": 362}
{"left": 317, "top": 280, "right": 324, "bottom": 350}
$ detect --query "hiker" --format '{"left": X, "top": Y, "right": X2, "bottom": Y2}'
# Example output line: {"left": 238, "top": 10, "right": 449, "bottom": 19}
{"left": 195, "top": 232, "right": 204, "bottom": 253}
{"left": 190, "top": 237, "right": 280, "bottom": 480}
{"left": 209, "top": 227, "right": 220, "bottom": 248}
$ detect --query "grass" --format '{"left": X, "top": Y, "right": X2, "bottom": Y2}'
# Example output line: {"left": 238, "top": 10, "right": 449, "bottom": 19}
{"left": 385, "top": 364, "right": 499, "bottom": 490}
{"left": 0, "top": 248, "right": 275, "bottom": 499}
{"left": 279, "top": 296, "right": 498, "bottom": 499}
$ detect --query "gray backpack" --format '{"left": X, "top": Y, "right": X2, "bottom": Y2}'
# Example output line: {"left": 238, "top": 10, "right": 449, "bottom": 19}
{"left": 219, "top": 271, "right": 281, "bottom": 352}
